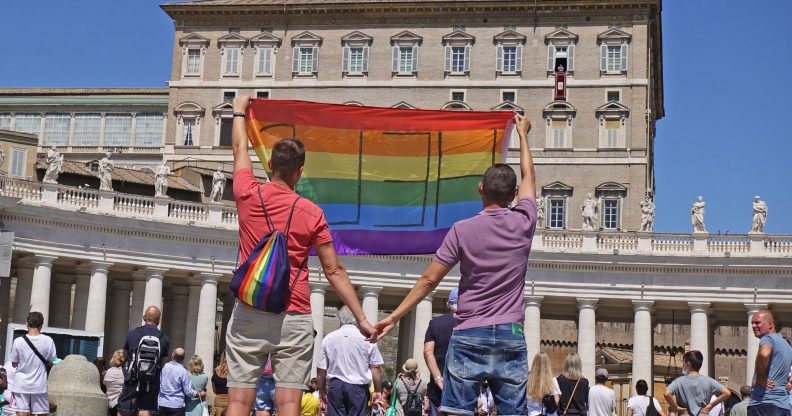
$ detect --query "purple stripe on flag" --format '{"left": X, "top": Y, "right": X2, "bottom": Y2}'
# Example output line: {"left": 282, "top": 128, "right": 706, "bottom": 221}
{"left": 329, "top": 229, "right": 451, "bottom": 255}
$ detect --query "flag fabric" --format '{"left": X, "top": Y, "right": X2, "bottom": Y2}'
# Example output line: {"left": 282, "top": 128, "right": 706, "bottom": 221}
{"left": 245, "top": 99, "right": 514, "bottom": 255}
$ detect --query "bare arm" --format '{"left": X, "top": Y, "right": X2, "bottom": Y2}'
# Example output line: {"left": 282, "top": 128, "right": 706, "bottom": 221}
{"left": 514, "top": 114, "right": 535, "bottom": 201}
{"left": 374, "top": 261, "right": 451, "bottom": 341}
{"left": 232, "top": 96, "right": 254, "bottom": 175}
{"left": 371, "top": 365, "right": 383, "bottom": 395}
{"left": 664, "top": 391, "right": 688, "bottom": 415}
{"left": 755, "top": 344, "right": 773, "bottom": 387}
{"left": 423, "top": 341, "right": 443, "bottom": 389}
{"left": 702, "top": 388, "right": 731, "bottom": 415}
{"left": 317, "top": 368, "right": 328, "bottom": 400}
{"left": 314, "top": 242, "right": 376, "bottom": 341}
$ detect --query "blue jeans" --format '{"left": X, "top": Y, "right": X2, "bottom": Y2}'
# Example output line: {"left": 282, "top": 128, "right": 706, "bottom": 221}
{"left": 748, "top": 405, "right": 792, "bottom": 416}
{"left": 254, "top": 373, "right": 276, "bottom": 411}
{"left": 440, "top": 323, "right": 528, "bottom": 416}
{"left": 327, "top": 378, "right": 371, "bottom": 416}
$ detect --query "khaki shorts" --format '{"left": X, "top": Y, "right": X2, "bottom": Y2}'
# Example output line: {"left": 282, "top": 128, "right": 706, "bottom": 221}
{"left": 225, "top": 301, "right": 315, "bottom": 390}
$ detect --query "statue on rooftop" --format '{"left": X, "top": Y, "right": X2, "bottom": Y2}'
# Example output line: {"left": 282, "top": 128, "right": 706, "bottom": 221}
{"left": 639, "top": 195, "right": 655, "bottom": 232}
{"left": 750, "top": 196, "right": 768, "bottom": 233}
{"left": 98, "top": 152, "right": 114, "bottom": 191}
{"left": 154, "top": 163, "right": 171, "bottom": 198}
{"left": 209, "top": 166, "right": 226, "bottom": 203}
{"left": 691, "top": 196, "right": 706, "bottom": 233}
{"left": 581, "top": 193, "right": 598, "bottom": 231}
{"left": 43, "top": 145, "right": 64, "bottom": 184}
{"left": 536, "top": 195, "right": 546, "bottom": 228}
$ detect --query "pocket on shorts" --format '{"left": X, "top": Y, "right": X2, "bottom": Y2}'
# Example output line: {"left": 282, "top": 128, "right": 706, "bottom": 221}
{"left": 502, "top": 346, "right": 528, "bottom": 384}
{"left": 447, "top": 339, "right": 489, "bottom": 379}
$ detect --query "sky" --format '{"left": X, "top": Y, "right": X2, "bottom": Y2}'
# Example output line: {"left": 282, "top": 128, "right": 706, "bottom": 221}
{"left": 1, "top": 1, "right": 790, "bottom": 234}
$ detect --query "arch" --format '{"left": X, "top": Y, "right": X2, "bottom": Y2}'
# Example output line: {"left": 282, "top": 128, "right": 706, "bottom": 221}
{"left": 441, "top": 101, "right": 472, "bottom": 111}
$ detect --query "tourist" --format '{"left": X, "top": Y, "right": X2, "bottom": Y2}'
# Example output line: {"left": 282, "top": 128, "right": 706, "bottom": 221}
{"left": 117, "top": 305, "right": 171, "bottom": 416}
{"left": 9, "top": 311, "right": 56, "bottom": 416}
{"left": 395, "top": 360, "right": 427, "bottom": 416}
{"left": 476, "top": 381, "right": 495, "bottom": 416}
{"left": 730, "top": 386, "right": 751, "bottom": 416}
{"left": 104, "top": 349, "right": 127, "bottom": 416}
{"left": 424, "top": 288, "right": 458, "bottom": 416}
{"left": 212, "top": 352, "right": 229, "bottom": 416}
{"left": 626, "top": 380, "right": 663, "bottom": 416}
{"left": 186, "top": 355, "right": 209, "bottom": 416}
{"left": 1, "top": 361, "right": 15, "bottom": 416}
{"left": 301, "top": 378, "right": 320, "bottom": 416}
{"left": 157, "top": 348, "right": 206, "bottom": 416}
{"left": 318, "top": 306, "right": 384, "bottom": 416}
{"left": 254, "top": 355, "right": 275, "bottom": 416}
{"left": 526, "top": 352, "right": 560, "bottom": 416}
{"left": 588, "top": 369, "right": 614, "bottom": 416}
{"left": 226, "top": 96, "right": 374, "bottom": 416}
{"left": 374, "top": 114, "right": 537, "bottom": 416}
{"left": 557, "top": 352, "right": 589, "bottom": 416}
{"left": 748, "top": 310, "right": 792, "bottom": 416}
{"left": 663, "top": 350, "right": 730, "bottom": 416}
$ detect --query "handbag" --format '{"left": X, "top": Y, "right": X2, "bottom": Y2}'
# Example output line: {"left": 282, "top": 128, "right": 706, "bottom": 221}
{"left": 561, "top": 378, "right": 581, "bottom": 416}
{"left": 199, "top": 395, "right": 210, "bottom": 416}
{"left": 385, "top": 378, "right": 399, "bottom": 416}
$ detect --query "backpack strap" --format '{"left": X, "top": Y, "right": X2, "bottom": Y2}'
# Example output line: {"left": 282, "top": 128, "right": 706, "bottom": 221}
{"left": 22, "top": 335, "right": 50, "bottom": 370}
{"left": 257, "top": 186, "right": 276, "bottom": 232}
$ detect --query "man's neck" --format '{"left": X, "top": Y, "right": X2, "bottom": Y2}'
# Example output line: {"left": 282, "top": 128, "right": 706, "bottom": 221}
{"left": 687, "top": 370, "right": 700, "bottom": 376}
{"left": 27, "top": 328, "right": 41, "bottom": 336}
{"left": 482, "top": 201, "right": 506, "bottom": 210}
{"left": 270, "top": 175, "right": 294, "bottom": 190}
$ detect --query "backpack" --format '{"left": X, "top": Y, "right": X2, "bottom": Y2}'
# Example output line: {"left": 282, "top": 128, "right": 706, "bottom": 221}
{"left": 126, "top": 327, "right": 162, "bottom": 389}
{"left": 230, "top": 187, "right": 305, "bottom": 313}
{"left": 644, "top": 398, "right": 660, "bottom": 416}
{"left": 402, "top": 380, "right": 423, "bottom": 416}
{"left": 542, "top": 394, "right": 559, "bottom": 415}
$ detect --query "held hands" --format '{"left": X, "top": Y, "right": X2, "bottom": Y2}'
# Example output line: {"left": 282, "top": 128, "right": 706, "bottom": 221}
{"left": 233, "top": 95, "right": 251, "bottom": 114}
{"left": 357, "top": 318, "right": 378, "bottom": 342}
{"left": 374, "top": 316, "right": 397, "bottom": 342}
{"left": 513, "top": 114, "right": 531, "bottom": 137}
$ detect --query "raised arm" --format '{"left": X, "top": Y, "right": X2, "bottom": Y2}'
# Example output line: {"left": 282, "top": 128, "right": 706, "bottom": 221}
{"left": 232, "top": 96, "right": 254, "bottom": 175}
{"left": 514, "top": 114, "right": 535, "bottom": 201}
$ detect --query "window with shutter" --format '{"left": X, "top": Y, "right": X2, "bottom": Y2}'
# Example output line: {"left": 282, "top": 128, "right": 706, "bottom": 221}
{"left": 342, "top": 46, "right": 350, "bottom": 73}
{"left": 496, "top": 45, "right": 504, "bottom": 72}
{"left": 444, "top": 46, "right": 452, "bottom": 72}
{"left": 312, "top": 47, "right": 319, "bottom": 72}
{"left": 463, "top": 45, "right": 471, "bottom": 72}
{"left": 224, "top": 47, "right": 240, "bottom": 75}
{"left": 10, "top": 148, "right": 26, "bottom": 178}
{"left": 292, "top": 47, "right": 300, "bottom": 73}
{"left": 549, "top": 198, "right": 566, "bottom": 229}
{"left": 515, "top": 45, "right": 523, "bottom": 72}
{"left": 186, "top": 49, "right": 201, "bottom": 76}
{"left": 551, "top": 119, "right": 567, "bottom": 148}
{"left": 605, "top": 119, "right": 620, "bottom": 148}
{"left": 257, "top": 47, "right": 273, "bottom": 75}
{"left": 412, "top": 46, "right": 419, "bottom": 72}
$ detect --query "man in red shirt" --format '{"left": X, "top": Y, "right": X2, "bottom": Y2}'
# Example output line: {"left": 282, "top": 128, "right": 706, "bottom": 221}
{"left": 226, "top": 96, "right": 376, "bottom": 416}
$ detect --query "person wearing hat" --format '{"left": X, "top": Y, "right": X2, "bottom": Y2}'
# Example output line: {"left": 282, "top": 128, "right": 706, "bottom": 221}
{"left": 588, "top": 368, "right": 615, "bottom": 416}
{"left": 423, "top": 288, "right": 459, "bottom": 416}
{"left": 395, "top": 359, "right": 427, "bottom": 416}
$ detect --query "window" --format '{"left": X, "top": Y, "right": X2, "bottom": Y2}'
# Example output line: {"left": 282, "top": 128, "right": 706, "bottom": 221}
{"left": 14, "top": 113, "right": 40, "bottom": 135}
{"left": 390, "top": 31, "right": 422, "bottom": 76}
{"left": 293, "top": 47, "right": 318, "bottom": 74}
{"left": 502, "top": 91, "right": 516, "bottom": 103}
{"left": 598, "top": 28, "right": 630, "bottom": 74}
{"left": 223, "top": 91, "right": 236, "bottom": 102}
{"left": 182, "top": 118, "right": 195, "bottom": 146}
{"left": 186, "top": 49, "right": 201, "bottom": 75}
{"left": 442, "top": 30, "right": 474, "bottom": 76}
{"left": 504, "top": 25, "right": 517, "bottom": 31}
{"left": 497, "top": 45, "right": 522, "bottom": 73}
{"left": 43, "top": 114, "right": 70, "bottom": 146}
{"left": 548, "top": 198, "right": 566, "bottom": 229}
{"left": 451, "top": 91, "right": 465, "bottom": 102}
{"left": 135, "top": 114, "right": 163, "bottom": 147}
{"left": 452, "top": 25, "right": 465, "bottom": 32}
{"left": 9, "top": 148, "right": 26, "bottom": 178}
{"left": 256, "top": 47, "right": 274, "bottom": 76}
{"left": 450, "top": 47, "right": 467, "bottom": 73}
{"left": 596, "top": 102, "right": 629, "bottom": 148}
{"left": 550, "top": 119, "right": 567, "bottom": 148}
{"left": 399, "top": 47, "right": 415, "bottom": 73}
{"left": 545, "top": 28, "right": 578, "bottom": 73}
{"left": 605, "top": 119, "right": 620, "bottom": 148}
{"left": 219, "top": 119, "right": 233, "bottom": 146}
{"left": 0, "top": 114, "right": 10, "bottom": 130}
{"left": 343, "top": 47, "right": 368, "bottom": 74}
{"left": 602, "top": 199, "right": 620, "bottom": 230}
{"left": 223, "top": 47, "right": 240, "bottom": 76}
{"left": 256, "top": 90, "right": 270, "bottom": 99}
{"left": 104, "top": 115, "right": 132, "bottom": 147}
{"left": 73, "top": 114, "right": 101, "bottom": 146}
{"left": 607, "top": 91, "right": 620, "bottom": 102}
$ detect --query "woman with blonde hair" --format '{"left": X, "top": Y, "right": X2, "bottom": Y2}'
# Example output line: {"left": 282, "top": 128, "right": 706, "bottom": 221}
{"left": 526, "top": 352, "right": 561, "bottom": 416}
{"left": 556, "top": 352, "right": 589, "bottom": 416}
{"left": 186, "top": 355, "right": 209, "bottom": 416}
{"left": 212, "top": 352, "right": 229, "bottom": 416}
{"left": 104, "top": 349, "right": 127, "bottom": 416}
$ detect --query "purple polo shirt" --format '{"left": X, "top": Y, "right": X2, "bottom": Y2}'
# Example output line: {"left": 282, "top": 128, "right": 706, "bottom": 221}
{"left": 434, "top": 197, "right": 537, "bottom": 330}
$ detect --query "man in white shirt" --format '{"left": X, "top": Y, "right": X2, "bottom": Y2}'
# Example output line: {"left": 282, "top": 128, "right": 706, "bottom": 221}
{"left": 317, "top": 306, "right": 384, "bottom": 416}
{"left": 9, "top": 312, "right": 56, "bottom": 416}
{"left": 589, "top": 368, "right": 616, "bottom": 416}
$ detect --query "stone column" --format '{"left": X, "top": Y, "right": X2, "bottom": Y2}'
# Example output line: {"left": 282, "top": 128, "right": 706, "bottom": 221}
{"left": 524, "top": 296, "right": 543, "bottom": 367}
{"left": 577, "top": 298, "right": 598, "bottom": 382}
{"left": 360, "top": 286, "right": 381, "bottom": 324}
{"left": 12, "top": 265, "right": 34, "bottom": 323}
{"left": 143, "top": 267, "right": 167, "bottom": 316}
{"left": 745, "top": 303, "right": 767, "bottom": 385}
{"left": 185, "top": 283, "right": 201, "bottom": 357}
{"left": 48, "top": 275, "right": 73, "bottom": 328}
{"left": 168, "top": 286, "right": 189, "bottom": 351}
{"left": 0, "top": 275, "right": 11, "bottom": 347}
{"left": 195, "top": 273, "right": 220, "bottom": 375}
{"left": 689, "top": 302, "right": 711, "bottom": 376}
{"left": 109, "top": 281, "right": 132, "bottom": 353}
{"left": 309, "top": 282, "right": 329, "bottom": 376}
{"left": 413, "top": 293, "right": 434, "bottom": 381}
{"left": 71, "top": 273, "right": 90, "bottom": 330}
{"left": 85, "top": 262, "right": 112, "bottom": 332}
{"left": 129, "top": 274, "right": 146, "bottom": 329}
{"left": 30, "top": 255, "right": 56, "bottom": 326}
{"left": 632, "top": 300, "right": 654, "bottom": 394}
{"left": 219, "top": 290, "right": 234, "bottom": 353}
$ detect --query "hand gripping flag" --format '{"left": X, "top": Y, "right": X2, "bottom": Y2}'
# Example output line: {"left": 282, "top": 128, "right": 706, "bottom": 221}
{"left": 245, "top": 99, "right": 515, "bottom": 255}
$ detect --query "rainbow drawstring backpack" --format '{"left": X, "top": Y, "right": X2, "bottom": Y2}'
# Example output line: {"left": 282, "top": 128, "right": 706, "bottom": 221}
{"left": 230, "top": 187, "right": 305, "bottom": 313}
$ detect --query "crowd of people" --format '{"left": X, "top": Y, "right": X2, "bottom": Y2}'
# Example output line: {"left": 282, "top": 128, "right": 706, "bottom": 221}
{"left": 0, "top": 97, "right": 791, "bottom": 416}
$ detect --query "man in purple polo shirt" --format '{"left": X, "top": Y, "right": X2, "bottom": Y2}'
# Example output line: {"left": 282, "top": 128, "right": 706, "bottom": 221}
{"left": 375, "top": 114, "right": 536, "bottom": 416}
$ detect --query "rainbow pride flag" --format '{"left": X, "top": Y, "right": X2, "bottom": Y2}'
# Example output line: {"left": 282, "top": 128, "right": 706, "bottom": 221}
{"left": 246, "top": 99, "right": 514, "bottom": 255}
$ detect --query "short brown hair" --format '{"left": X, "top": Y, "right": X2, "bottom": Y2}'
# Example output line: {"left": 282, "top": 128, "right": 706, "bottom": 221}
{"left": 26, "top": 311, "right": 44, "bottom": 329}
{"left": 481, "top": 164, "right": 517, "bottom": 206}
{"left": 271, "top": 138, "right": 305, "bottom": 175}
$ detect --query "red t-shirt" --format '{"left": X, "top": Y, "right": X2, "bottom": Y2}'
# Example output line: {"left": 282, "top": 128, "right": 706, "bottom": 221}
{"left": 233, "top": 168, "right": 332, "bottom": 314}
